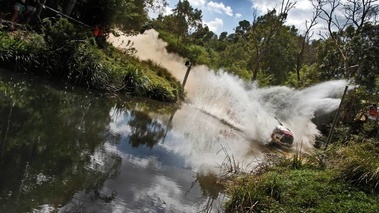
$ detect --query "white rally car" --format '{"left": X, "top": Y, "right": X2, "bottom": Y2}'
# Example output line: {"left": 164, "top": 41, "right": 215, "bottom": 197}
{"left": 270, "top": 124, "right": 294, "bottom": 146}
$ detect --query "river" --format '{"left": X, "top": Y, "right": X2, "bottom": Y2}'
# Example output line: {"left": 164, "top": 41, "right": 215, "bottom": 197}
{"left": 0, "top": 69, "right": 256, "bottom": 212}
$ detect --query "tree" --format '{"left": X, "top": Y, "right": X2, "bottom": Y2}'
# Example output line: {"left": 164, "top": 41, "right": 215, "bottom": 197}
{"left": 156, "top": 0, "right": 202, "bottom": 48}
{"left": 219, "top": 32, "right": 228, "bottom": 41}
{"left": 313, "top": 0, "right": 379, "bottom": 123}
{"left": 262, "top": 25, "right": 299, "bottom": 85}
{"left": 294, "top": 5, "right": 320, "bottom": 87}
{"left": 313, "top": 0, "right": 379, "bottom": 81}
{"left": 235, "top": 20, "right": 251, "bottom": 35}
{"left": 190, "top": 25, "right": 217, "bottom": 46}
{"left": 247, "top": 0, "right": 295, "bottom": 82}
{"left": 42, "top": 0, "right": 166, "bottom": 32}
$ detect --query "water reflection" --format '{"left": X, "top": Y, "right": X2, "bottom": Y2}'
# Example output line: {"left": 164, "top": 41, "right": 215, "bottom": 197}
{"left": 110, "top": 107, "right": 167, "bottom": 149}
{"left": 0, "top": 70, "right": 235, "bottom": 213}
{"left": 0, "top": 70, "right": 122, "bottom": 213}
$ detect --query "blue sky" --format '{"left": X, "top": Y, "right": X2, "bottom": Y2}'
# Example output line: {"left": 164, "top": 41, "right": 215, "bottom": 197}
{"left": 162, "top": 0, "right": 317, "bottom": 36}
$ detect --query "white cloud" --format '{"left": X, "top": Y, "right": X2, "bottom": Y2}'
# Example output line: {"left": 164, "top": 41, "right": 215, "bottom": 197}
{"left": 189, "top": 0, "right": 207, "bottom": 7}
{"left": 252, "top": 0, "right": 282, "bottom": 12}
{"left": 235, "top": 13, "right": 242, "bottom": 18}
{"left": 250, "top": 0, "right": 317, "bottom": 35}
{"left": 203, "top": 18, "right": 224, "bottom": 32}
{"left": 163, "top": 5, "right": 174, "bottom": 16}
{"left": 206, "top": 1, "right": 234, "bottom": 16}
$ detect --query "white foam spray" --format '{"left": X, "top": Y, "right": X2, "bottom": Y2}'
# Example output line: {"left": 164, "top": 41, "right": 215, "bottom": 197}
{"left": 108, "top": 30, "right": 350, "bottom": 171}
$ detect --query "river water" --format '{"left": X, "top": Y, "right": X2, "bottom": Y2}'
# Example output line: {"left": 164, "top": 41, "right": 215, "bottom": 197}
{"left": 0, "top": 69, "right": 251, "bottom": 213}
{"left": 0, "top": 30, "right": 350, "bottom": 213}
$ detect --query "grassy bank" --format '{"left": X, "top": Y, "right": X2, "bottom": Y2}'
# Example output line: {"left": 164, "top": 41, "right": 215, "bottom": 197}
{"left": 0, "top": 18, "right": 183, "bottom": 102}
{"left": 224, "top": 136, "right": 379, "bottom": 212}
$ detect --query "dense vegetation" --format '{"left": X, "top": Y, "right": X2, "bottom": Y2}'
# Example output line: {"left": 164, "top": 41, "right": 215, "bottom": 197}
{"left": 224, "top": 137, "right": 379, "bottom": 212}
{"left": 0, "top": 0, "right": 379, "bottom": 212}
{"left": 0, "top": 19, "right": 182, "bottom": 102}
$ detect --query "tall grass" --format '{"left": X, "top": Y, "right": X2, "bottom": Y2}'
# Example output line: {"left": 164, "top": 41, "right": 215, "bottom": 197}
{"left": 0, "top": 32, "right": 45, "bottom": 73}
{"left": 338, "top": 140, "right": 379, "bottom": 192}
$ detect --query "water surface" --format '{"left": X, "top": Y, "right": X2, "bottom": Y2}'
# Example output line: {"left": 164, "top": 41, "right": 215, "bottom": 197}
{"left": 0, "top": 70, "right": 252, "bottom": 213}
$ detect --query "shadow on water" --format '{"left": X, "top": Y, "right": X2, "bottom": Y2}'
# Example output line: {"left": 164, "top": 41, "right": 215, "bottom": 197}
{"left": 0, "top": 69, "right": 229, "bottom": 213}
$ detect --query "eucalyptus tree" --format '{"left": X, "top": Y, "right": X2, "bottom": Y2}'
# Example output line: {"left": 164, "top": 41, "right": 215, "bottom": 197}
{"left": 154, "top": 0, "right": 202, "bottom": 48}
{"left": 218, "top": 39, "right": 251, "bottom": 79}
{"left": 294, "top": 5, "right": 321, "bottom": 87}
{"left": 190, "top": 25, "right": 217, "bottom": 46}
{"left": 246, "top": 0, "right": 296, "bottom": 82}
{"left": 215, "top": 20, "right": 252, "bottom": 79}
{"left": 313, "top": 0, "right": 379, "bottom": 82}
{"left": 216, "top": 7, "right": 301, "bottom": 84}
{"left": 262, "top": 25, "right": 299, "bottom": 85}
{"left": 219, "top": 32, "right": 228, "bottom": 41}
{"left": 212, "top": 31, "right": 229, "bottom": 52}
{"left": 313, "top": 0, "right": 379, "bottom": 123}
{"left": 235, "top": 20, "right": 251, "bottom": 35}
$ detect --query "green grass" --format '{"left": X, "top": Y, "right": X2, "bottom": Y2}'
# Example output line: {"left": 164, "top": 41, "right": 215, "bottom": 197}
{"left": 336, "top": 141, "right": 379, "bottom": 192}
{"left": 224, "top": 140, "right": 379, "bottom": 213}
{"left": 225, "top": 167, "right": 379, "bottom": 212}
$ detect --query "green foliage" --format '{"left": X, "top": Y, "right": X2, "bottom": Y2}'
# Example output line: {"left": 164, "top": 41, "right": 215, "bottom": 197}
{"left": 225, "top": 166, "right": 379, "bottom": 212}
{"left": 158, "top": 30, "right": 214, "bottom": 68}
{"left": 67, "top": 44, "right": 114, "bottom": 91}
{"left": 0, "top": 32, "right": 46, "bottom": 73}
{"left": 317, "top": 39, "right": 345, "bottom": 80}
{"left": 285, "top": 64, "right": 322, "bottom": 88}
{"left": 225, "top": 140, "right": 379, "bottom": 212}
{"left": 165, "top": 0, "right": 202, "bottom": 37}
{"left": 183, "top": 44, "right": 210, "bottom": 65}
{"left": 147, "top": 81, "right": 178, "bottom": 102}
{"left": 120, "top": 58, "right": 182, "bottom": 102}
{"left": 157, "top": 30, "right": 181, "bottom": 53}
{"left": 44, "top": 0, "right": 161, "bottom": 33}
{"left": 255, "top": 70, "right": 274, "bottom": 87}
{"left": 0, "top": 18, "right": 182, "bottom": 102}
{"left": 221, "top": 66, "right": 250, "bottom": 81}
{"left": 123, "top": 68, "right": 151, "bottom": 96}
{"left": 260, "top": 25, "right": 298, "bottom": 85}
{"left": 338, "top": 141, "right": 379, "bottom": 192}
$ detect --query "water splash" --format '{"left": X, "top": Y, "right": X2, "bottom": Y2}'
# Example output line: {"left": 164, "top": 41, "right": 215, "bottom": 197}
{"left": 108, "top": 30, "right": 349, "bottom": 171}
{"left": 190, "top": 70, "right": 349, "bottom": 147}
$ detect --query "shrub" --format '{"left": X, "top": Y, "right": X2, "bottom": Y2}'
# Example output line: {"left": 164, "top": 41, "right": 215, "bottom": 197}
{"left": 123, "top": 68, "right": 150, "bottom": 96}
{"left": 0, "top": 20, "right": 183, "bottom": 102}
{"left": 338, "top": 141, "right": 379, "bottom": 192}
{"left": 0, "top": 32, "right": 50, "bottom": 73}
{"left": 67, "top": 44, "right": 114, "bottom": 91}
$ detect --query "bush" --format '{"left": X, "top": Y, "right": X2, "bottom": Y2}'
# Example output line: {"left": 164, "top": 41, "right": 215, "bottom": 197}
{"left": 338, "top": 141, "right": 379, "bottom": 192}
{"left": 0, "top": 20, "right": 183, "bottom": 102}
{"left": 67, "top": 44, "right": 114, "bottom": 91}
{"left": 1, "top": 31, "right": 51, "bottom": 73}
{"left": 123, "top": 68, "right": 150, "bottom": 96}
